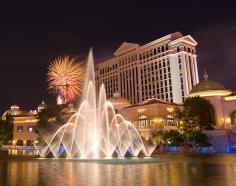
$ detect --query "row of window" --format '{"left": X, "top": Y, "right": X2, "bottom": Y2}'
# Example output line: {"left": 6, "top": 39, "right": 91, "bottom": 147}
{"left": 100, "top": 74, "right": 119, "bottom": 98}
{"left": 139, "top": 44, "right": 169, "bottom": 61}
{"left": 133, "top": 114, "right": 177, "bottom": 128}
{"left": 120, "top": 67, "right": 139, "bottom": 104}
{"left": 119, "top": 54, "right": 138, "bottom": 67}
{"left": 100, "top": 43, "right": 171, "bottom": 74}
{"left": 100, "top": 64, "right": 118, "bottom": 75}
{"left": 177, "top": 45, "right": 195, "bottom": 54}
{"left": 99, "top": 58, "right": 173, "bottom": 103}
{"left": 140, "top": 58, "right": 172, "bottom": 102}
{"left": 17, "top": 126, "right": 34, "bottom": 133}
{"left": 99, "top": 43, "right": 195, "bottom": 76}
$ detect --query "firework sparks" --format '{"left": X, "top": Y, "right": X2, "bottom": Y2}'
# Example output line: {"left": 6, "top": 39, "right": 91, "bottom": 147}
{"left": 47, "top": 56, "right": 85, "bottom": 103}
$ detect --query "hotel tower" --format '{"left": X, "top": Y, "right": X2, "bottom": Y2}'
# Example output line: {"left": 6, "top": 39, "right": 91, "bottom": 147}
{"left": 95, "top": 32, "right": 199, "bottom": 104}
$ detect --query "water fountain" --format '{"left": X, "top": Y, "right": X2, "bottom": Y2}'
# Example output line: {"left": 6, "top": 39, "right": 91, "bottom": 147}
{"left": 34, "top": 50, "right": 156, "bottom": 159}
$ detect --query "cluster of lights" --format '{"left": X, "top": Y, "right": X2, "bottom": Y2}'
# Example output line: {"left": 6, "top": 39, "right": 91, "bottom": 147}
{"left": 189, "top": 90, "right": 231, "bottom": 97}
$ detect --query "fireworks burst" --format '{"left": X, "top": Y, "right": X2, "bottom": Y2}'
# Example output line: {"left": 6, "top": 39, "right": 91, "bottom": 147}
{"left": 47, "top": 56, "right": 85, "bottom": 103}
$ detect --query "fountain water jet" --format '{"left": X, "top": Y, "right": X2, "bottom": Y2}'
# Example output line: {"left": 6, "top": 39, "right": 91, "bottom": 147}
{"left": 34, "top": 49, "right": 156, "bottom": 159}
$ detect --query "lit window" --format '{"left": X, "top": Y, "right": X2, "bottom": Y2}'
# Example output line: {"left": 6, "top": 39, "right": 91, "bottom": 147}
{"left": 27, "top": 126, "right": 34, "bottom": 132}
{"left": 17, "top": 126, "right": 23, "bottom": 132}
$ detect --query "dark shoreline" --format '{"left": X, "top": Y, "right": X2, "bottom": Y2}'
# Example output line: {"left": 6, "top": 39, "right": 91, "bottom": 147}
{"left": 0, "top": 150, "right": 235, "bottom": 163}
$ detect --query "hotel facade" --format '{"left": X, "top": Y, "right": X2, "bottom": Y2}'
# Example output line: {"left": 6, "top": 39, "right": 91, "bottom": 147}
{"left": 96, "top": 32, "right": 199, "bottom": 104}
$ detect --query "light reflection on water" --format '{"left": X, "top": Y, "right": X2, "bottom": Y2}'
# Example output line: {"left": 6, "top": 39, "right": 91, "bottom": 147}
{"left": 0, "top": 154, "right": 236, "bottom": 186}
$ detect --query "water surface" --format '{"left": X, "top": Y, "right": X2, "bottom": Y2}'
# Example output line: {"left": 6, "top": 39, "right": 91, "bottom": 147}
{"left": 0, "top": 154, "right": 236, "bottom": 186}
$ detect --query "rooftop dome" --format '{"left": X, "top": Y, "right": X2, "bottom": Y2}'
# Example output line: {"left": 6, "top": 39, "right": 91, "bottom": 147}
{"left": 108, "top": 92, "right": 131, "bottom": 110}
{"left": 2, "top": 105, "right": 22, "bottom": 117}
{"left": 190, "top": 70, "right": 232, "bottom": 97}
{"left": 38, "top": 101, "right": 47, "bottom": 111}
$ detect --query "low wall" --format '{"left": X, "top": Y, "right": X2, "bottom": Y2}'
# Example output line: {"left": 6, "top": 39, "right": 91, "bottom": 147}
{"left": 203, "top": 129, "right": 236, "bottom": 153}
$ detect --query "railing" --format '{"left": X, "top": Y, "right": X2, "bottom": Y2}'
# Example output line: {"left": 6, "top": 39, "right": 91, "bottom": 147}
{"left": 1, "top": 145, "right": 35, "bottom": 151}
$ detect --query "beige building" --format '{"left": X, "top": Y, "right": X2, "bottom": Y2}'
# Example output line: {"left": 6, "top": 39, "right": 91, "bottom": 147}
{"left": 96, "top": 32, "right": 199, "bottom": 105}
{"left": 2, "top": 102, "right": 48, "bottom": 146}
{"left": 11, "top": 114, "right": 38, "bottom": 146}
{"left": 189, "top": 71, "right": 236, "bottom": 128}
{"left": 2, "top": 105, "right": 38, "bottom": 145}
{"left": 1, "top": 102, "right": 79, "bottom": 146}
{"left": 109, "top": 93, "right": 180, "bottom": 137}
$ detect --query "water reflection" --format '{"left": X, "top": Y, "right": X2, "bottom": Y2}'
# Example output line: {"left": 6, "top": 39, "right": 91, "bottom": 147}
{"left": 0, "top": 155, "right": 236, "bottom": 186}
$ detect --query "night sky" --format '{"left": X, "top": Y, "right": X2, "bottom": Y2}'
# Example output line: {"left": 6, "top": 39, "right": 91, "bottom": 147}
{"left": 0, "top": 1, "right": 236, "bottom": 113}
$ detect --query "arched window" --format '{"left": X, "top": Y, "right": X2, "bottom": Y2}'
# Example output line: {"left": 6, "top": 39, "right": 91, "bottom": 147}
{"left": 161, "top": 45, "right": 165, "bottom": 52}
{"left": 134, "top": 115, "right": 151, "bottom": 128}
{"left": 166, "top": 115, "right": 175, "bottom": 126}
{"left": 177, "top": 47, "right": 180, "bottom": 52}
{"left": 154, "top": 48, "right": 157, "bottom": 55}
{"left": 166, "top": 44, "right": 169, "bottom": 50}
{"left": 139, "top": 54, "right": 142, "bottom": 60}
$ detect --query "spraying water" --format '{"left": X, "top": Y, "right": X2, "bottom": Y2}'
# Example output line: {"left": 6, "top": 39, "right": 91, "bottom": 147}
{"left": 34, "top": 50, "right": 156, "bottom": 158}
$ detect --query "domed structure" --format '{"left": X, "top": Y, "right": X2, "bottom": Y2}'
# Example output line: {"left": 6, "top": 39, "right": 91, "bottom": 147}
{"left": 2, "top": 105, "right": 22, "bottom": 117}
{"left": 38, "top": 101, "right": 47, "bottom": 112}
{"left": 190, "top": 70, "right": 232, "bottom": 97}
{"left": 188, "top": 70, "right": 236, "bottom": 128}
{"left": 108, "top": 92, "right": 131, "bottom": 110}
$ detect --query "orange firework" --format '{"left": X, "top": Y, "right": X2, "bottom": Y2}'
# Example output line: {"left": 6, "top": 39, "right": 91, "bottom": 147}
{"left": 47, "top": 56, "right": 85, "bottom": 103}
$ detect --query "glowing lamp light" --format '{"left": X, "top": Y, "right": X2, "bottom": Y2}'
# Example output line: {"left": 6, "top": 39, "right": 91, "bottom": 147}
{"left": 189, "top": 90, "right": 231, "bottom": 98}
{"left": 153, "top": 118, "right": 158, "bottom": 123}
{"left": 138, "top": 108, "right": 146, "bottom": 113}
{"left": 167, "top": 107, "right": 174, "bottom": 113}
{"left": 224, "top": 96, "right": 236, "bottom": 101}
{"left": 226, "top": 118, "right": 231, "bottom": 124}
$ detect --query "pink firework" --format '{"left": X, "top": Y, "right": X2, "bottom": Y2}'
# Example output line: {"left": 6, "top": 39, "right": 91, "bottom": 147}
{"left": 47, "top": 56, "right": 85, "bottom": 103}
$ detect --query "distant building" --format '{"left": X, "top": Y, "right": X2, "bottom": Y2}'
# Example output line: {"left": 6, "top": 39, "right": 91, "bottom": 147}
{"left": 108, "top": 93, "right": 180, "bottom": 138}
{"left": 1, "top": 101, "right": 78, "bottom": 146}
{"left": 37, "top": 101, "right": 47, "bottom": 112}
{"left": 1, "top": 101, "right": 48, "bottom": 146}
{"left": 2, "top": 105, "right": 38, "bottom": 146}
{"left": 189, "top": 70, "right": 236, "bottom": 128}
{"left": 96, "top": 32, "right": 199, "bottom": 105}
{"left": 108, "top": 92, "right": 132, "bottom": 111}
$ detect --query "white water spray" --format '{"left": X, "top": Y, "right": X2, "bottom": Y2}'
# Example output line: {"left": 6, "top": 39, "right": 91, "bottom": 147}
{"left": 34, "top": 50, "right": 156, "bottom": 158}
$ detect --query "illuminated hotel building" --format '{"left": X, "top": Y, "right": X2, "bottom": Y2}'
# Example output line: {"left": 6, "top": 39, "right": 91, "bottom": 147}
{"left": 96, "top": 32, "right": 199, "bottom": 104}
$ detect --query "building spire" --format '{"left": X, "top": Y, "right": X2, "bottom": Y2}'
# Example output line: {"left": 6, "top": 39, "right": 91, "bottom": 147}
{"left": 203, "top": 68, "right": 208, "bottom": 80}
